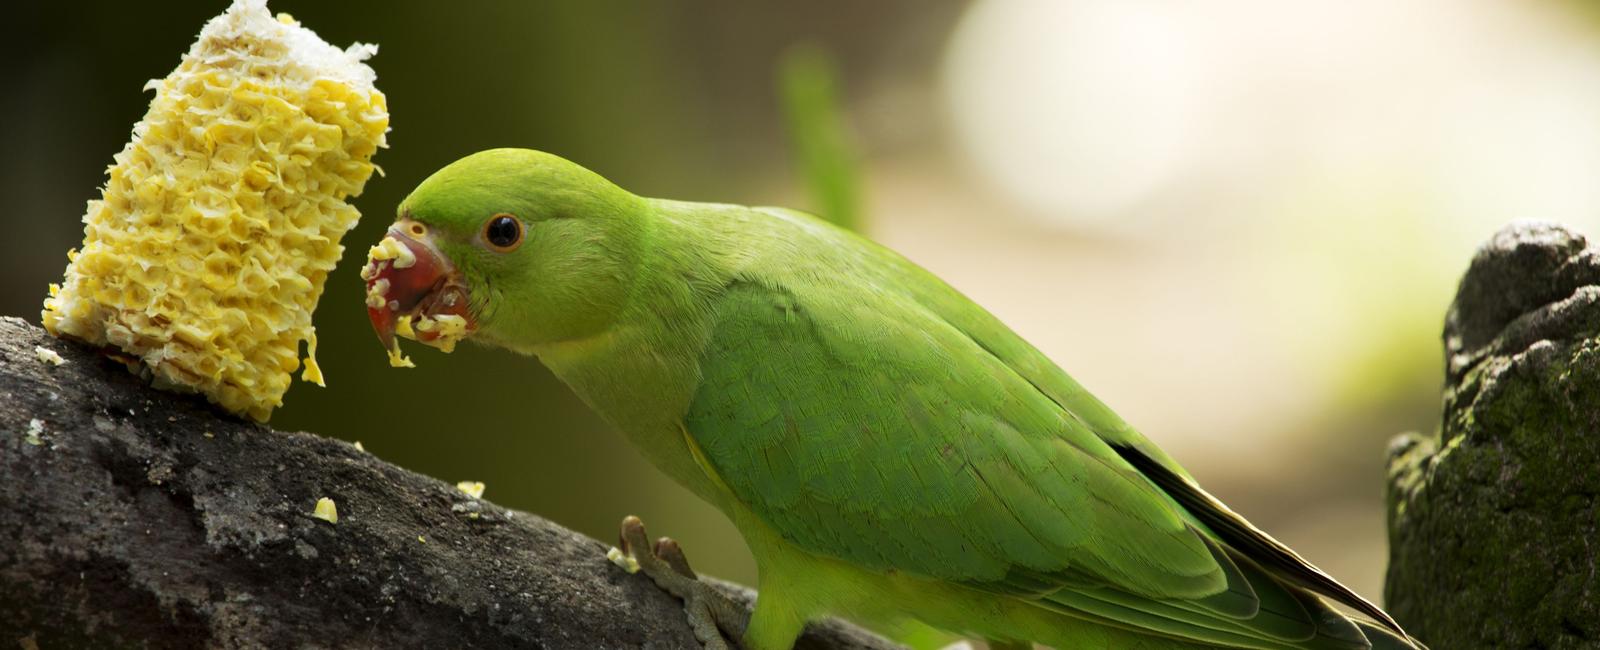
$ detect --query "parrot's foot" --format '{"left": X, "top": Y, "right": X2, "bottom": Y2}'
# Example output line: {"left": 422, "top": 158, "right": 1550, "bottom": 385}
{"left": 617, "top": 515, "right": 750, "bottom": 650}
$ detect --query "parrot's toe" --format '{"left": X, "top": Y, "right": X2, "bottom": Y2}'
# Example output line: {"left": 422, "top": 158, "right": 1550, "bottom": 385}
{"left": 617, "top": 515, "right": 749, "bottom": 650}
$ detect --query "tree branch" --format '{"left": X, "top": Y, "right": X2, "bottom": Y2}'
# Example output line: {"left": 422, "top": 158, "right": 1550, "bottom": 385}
{"left": 0, "top": 316, "right": 898, "bottom": 649}
{"left": 1386, "top": 221, "right": 1600, "bottom": 648}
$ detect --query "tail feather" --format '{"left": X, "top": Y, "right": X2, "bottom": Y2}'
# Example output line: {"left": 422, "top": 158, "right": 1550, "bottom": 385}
{"left": 1110, "top": 443, "right": 1417, "bottom": 644}
{"left": 1030, "top": 550, "right": 1392, "bottom": 649}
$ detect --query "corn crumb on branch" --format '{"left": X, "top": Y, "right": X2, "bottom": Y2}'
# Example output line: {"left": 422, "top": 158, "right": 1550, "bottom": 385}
{"left": 41, "top": 0, "right": 388, "bottom": 422}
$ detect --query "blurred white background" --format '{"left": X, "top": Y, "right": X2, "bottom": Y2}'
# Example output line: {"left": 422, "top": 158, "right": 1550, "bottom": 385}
{"left": 857, "top": 0, "right": 1600, "bottom": 601}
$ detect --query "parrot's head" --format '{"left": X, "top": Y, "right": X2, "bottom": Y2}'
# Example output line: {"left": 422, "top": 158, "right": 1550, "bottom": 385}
{"left": 363, "top": 148, "right": 647, "bottom": 359}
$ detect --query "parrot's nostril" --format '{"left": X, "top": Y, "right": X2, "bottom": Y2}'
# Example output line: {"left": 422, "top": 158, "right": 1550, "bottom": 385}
{"left": 408, "top": 223, "right": 426, "bottom": 237}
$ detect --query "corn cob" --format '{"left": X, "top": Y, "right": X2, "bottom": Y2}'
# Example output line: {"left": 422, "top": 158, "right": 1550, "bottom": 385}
{"left": 41, "top": 0, "right": 388, "bottom": 422}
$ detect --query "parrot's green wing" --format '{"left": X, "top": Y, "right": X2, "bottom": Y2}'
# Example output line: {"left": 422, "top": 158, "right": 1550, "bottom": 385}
{"left": 681, "top": 211, "right": 1404, "bottom": 648}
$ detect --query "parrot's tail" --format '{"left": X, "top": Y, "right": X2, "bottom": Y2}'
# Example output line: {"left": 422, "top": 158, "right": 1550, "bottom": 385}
{"left": 1108, "top": 443, "right": 1425, "bottom": 649}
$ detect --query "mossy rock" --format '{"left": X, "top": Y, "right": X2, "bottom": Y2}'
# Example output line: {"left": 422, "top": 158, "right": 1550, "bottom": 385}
{"left": 1386, "top": 221, "right": 1600, "bottom": 648}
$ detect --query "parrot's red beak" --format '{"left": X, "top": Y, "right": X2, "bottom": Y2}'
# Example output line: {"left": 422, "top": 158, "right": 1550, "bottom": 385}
{"left": 362, "top": 220, "right": 476, "bottom": 359}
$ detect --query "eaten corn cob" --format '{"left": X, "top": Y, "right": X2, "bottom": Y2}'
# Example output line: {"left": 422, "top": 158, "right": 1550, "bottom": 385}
{"left": 41, "top": 0, "right": 388, "bottom": 422}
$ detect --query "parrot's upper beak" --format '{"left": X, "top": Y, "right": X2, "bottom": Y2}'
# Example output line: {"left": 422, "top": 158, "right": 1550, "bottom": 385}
{"left": 362, "top": 220, "right": 476, "bottom": 360}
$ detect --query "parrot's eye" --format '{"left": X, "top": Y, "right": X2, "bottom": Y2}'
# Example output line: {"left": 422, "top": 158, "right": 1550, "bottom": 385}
{"left": 482, "top": 214, "right": 523, "bottom": 252}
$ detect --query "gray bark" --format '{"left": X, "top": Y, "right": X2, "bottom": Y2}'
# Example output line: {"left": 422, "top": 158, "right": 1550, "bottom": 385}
{"left": 1386, "top": 221, "right": 1600, "bottom": 648}
{"left": 0, "top": 316, "right": 897, "bottom": 650}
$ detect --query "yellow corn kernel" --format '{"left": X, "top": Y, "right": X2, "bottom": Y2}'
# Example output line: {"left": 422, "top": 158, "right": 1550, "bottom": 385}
{"left": 606, "top": 547, "right": 641, "bottom": 574}
{"left": 411, "top": 313, "right": 468, "bottom": 353}
{"left": 386, "top": 345, "right": 415, "bottom": 369}
{"left": 367, "top": 235, "right": 416, "bottom": 268}
{"left": 312, "top": 497, "right": 339, "bottom": 524}
{"left": 34, "top": 346, "right": 67, "bottom": 367}
{"left": 394, "top": 315, "right": 416, "bottom": 339}
{"left": 41, "top": 0, "right": 388, "bottom": 422}
{"left": 301, "top": 331, "right": 325, "bottom": 387}
{"left": 455, "top": 481, "right": 486, "bottom": 499}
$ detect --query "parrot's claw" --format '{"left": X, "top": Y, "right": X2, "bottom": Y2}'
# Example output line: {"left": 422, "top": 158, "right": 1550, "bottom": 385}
{"left": 618, "top": 515, "right": 749, "bottom": 650}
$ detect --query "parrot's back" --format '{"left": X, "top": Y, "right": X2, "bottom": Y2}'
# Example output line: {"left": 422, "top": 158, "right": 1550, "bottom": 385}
{"left": 607, "top": 199, "right": 1420, "bottom": 649}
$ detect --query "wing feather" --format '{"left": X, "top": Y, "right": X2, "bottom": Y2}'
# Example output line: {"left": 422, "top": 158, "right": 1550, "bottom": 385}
{"left": 679, "top": 209, "right": 1412, "bottom": 647}
{"left": 686, "top": 282, "right": 1219, "bottom": 598}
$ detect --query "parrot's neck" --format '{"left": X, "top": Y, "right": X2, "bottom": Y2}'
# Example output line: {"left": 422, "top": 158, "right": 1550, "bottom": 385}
{"left": 528, "top": 200, "right": 747, "bottom": 507}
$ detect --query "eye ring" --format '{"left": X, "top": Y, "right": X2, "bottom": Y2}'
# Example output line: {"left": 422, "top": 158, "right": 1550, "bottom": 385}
{"left": 482, "top": 213, "right": 523, "bottom": 252}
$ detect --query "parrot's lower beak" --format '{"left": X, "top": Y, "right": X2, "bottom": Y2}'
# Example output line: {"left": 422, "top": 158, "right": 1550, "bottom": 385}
{"left": 362, "top": 221, "right": 476, "bottom": 363}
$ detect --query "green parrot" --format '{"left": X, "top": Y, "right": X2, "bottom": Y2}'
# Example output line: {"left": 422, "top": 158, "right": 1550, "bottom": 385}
{"left": 362, "top": 148, "right": 1421, "bottom": 650}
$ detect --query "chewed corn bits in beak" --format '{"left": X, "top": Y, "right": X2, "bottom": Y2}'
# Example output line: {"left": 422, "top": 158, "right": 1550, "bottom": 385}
{"left": 362, "top": 221, "right": 475, "bottom": 367}
{"left": 39, "top": 0, "right": 388, "bottom": 422}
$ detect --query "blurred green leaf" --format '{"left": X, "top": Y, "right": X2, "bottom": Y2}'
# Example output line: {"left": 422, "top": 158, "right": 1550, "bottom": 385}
{"left": 778, "top": 43, "right": 862, "bottom": 231}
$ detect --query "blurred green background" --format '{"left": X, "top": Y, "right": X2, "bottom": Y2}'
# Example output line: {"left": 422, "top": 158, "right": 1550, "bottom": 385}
{"left": 5, "top": 0, "right": 1600, "bottom": 611}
